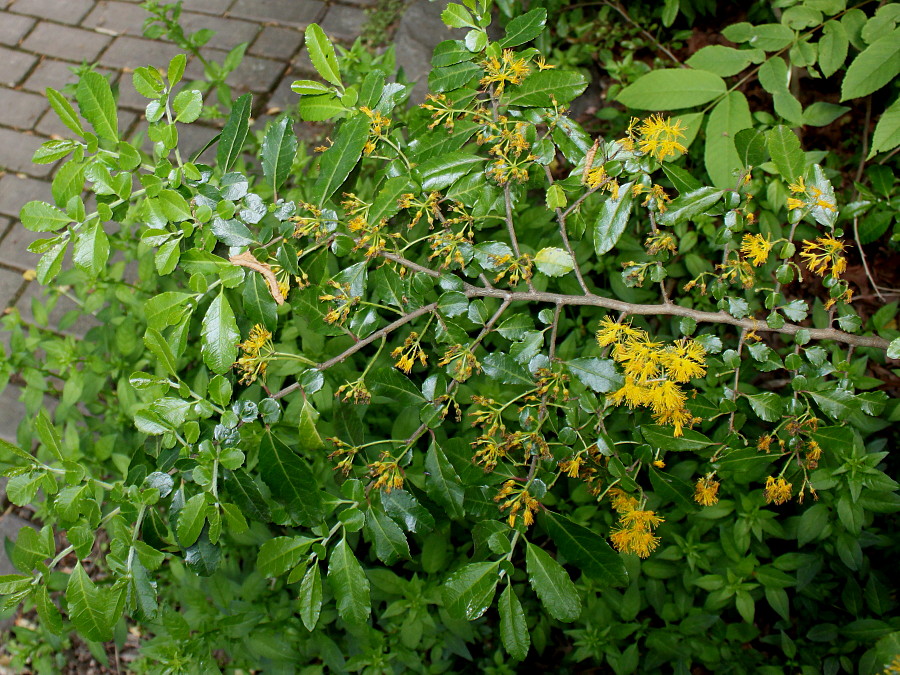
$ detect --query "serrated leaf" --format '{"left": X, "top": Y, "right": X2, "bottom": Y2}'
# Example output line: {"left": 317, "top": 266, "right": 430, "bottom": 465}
{"left": 482, "top": 352, "right": 533, "bottom": 386}
{"left": 65, "top": 563, "right": 117, "bottom": 642}
{"left": 201, "top": 290, "right": 240, "bottom": 374}
{"left": 745, "top": 392, "right": 784, "bottom": 422}
{"left": 657, "top": 187, "right": 724, "bottom": 226}
{"left": 327, "top": 537, "right": 371, "bottom": 625}
{"left": 258, "top": 430, "right": 324, "bottom": 526}
{"left": 217, "top": 93, "right": 252, "bottom": 172}
{"left": 648, "top": 467, "right": 696, "bottom": 510}
{"left": 617, "top": 69, "right": 726, "bottom": 110}
{"left": 173, "top": 89, "right": 202, "bottom": 123}
{"left": 312, "top": 114, "right": 369, "bottom": 205}
{"left": 46, "top": 88, "right": 84, "bottom": 137}
{"left": 686, "top": 45, "right": 754, "bottom": 77}
{"left": 425, "top": 442, "right": 465, "bottom": 519}
{"left": 504, "top": 70, "right": 588, "bottom": 107}
{"left": 20, "top": 201, "right": 73, "bottom": 233}
{"left": 369, "top": 367, "right": 427, "bottom": 405}
{"left": 419, "top": 152, "right": 485, "bottom": 191}
{"left": 525, "top": 542, "right": 581, "bottom": 622}
{"left": 257, "top": 536, "right": 313, "bottom": 577}
{"left": 130, "top": 559, "right": 158, "bottom": 621}
{"left": 75, "top": 72, "right": 117, "bottom": 142}
{"left": 841, "top": 28, "right": 900, "bottom": 101}
{"left": 641, "top": 425, "right": 713, "bottom": 451}
{"left": 261, "top": 114, "right": 298, "bottom": 194}
{"left": 299, "top": 563, "right": 323, "bottom": 631}
{"left": 73, "top": 220, "right": 109, "bottom": 278}
{"left": 766, "top": 125, "right": 806, "bottom": 182}
{"left": 499, "top": 583, "right": 529, "bottom": 660}
{"left": 381, "top": 489, "right": 435, "bottom": 533}
{"left": 223, "top": 470, "right": 271, "bottom": 522}
{"left": 176, "top": 494, "right": 207, "bottom": 547}
{"left": 869, "top": 96, "right": 900, "bottom": 158}
{"left": 442, "top": 561, "right": 500, "bottom": 620}
{"left": 500, "top": 7, "right": 546, "bottom": 48}
{"left": 566, "top": 358, "right": 622, "bottom": 393}
{"left": 305, "top": 24, "right": 342, "bottom": 87}
{"left": 365, "top": 508, "right": 410, "bottom": 565}
{"left": 534, "top": 247, "right": 574, "bottom": 277}
{"left": 542, "top": 511, "right": 627, "bottom": 586}
{"left": 705, "top": 92, "right": 752, "bottom": 189}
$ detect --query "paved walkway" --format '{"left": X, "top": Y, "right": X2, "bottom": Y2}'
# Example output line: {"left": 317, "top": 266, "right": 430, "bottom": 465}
{"left": 0, "top": 0, "right": 453, "bottom": 638}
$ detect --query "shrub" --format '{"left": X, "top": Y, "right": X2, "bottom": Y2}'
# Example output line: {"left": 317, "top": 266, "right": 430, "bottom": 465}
{"left": 1, "top": 2, "right": 898, "bottom": 673}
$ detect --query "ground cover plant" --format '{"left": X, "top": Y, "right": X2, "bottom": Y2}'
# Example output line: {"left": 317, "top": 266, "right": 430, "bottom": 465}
{"left": 1, "top": 0, "right": 899, "bottom": 672}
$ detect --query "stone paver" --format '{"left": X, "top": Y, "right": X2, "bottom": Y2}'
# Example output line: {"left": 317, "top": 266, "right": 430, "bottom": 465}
{"left": 0, "top": 88, "right": 46, "bottom": 129}
{"left": 0, "top": 45, "right": 37, "bottom": 86}
{"left": 0, "top": 221, "right": 42, "bottom": 271}
{"left": 0, "top": 12, "right": 34, "bottom": 45}
{"left": 82, "top": 0, "right": 154, "bottom": 37}
{"left": 0, "top": 266, "right": 24, "bottom": 312}
{"left": 0, "top": 175, "right": 49, "bottom": 217}
{"left": 179, "top": 12, "right": 260, "bottom": 51}
{"left": 0, "top": 128, "right": 53, "bottom": 177}
{"left": 250, "top": 25, "right": 304, "bottom": 61}
{"left": 98, "top": 35, "right": 181, "bottom": 71}
{"left": 230, "top": 0, "right": 326, "bottom": 27}
{"left": 20, "top": 23, "right": 110, "bottom": 62}
{"left": 8, "top": 0, "right": 95, "bottom": 23}
{"left": 320, "top": 4, "right": 368, "bottom": 41}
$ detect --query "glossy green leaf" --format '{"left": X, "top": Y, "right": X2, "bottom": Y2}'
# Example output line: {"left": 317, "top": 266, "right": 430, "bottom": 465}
{"left": 419, "top": 152, "right": 486, "bottom": 191}
{"left": 425, "top": 442, "right": 465, "bottom": 519}
{"left": 505, "top": 70, "right": 588, "bottom": 107}
{"left": 201, "top": 290, "right": 240, "bottom": 374}
{"left": 261, "top": 114, "right": 298, "bottom": 194}
{"left": 656, "top": 187, "right": 724, "bottom": 226}
{"left": 328, "top": 537, "right": 371, "bottom": 625}
{"left": 369, "top": 368, "right": 427, "bottom": 405}
{"left": 176, "top": 494, "right": 207, "bottom": 547}
{"left": 566, "top": 358, "right": 622, "bottom": 393}
{"left": 617, "top": 69, "right": 726, "bottom": 110}
{"left": 312, "top": 114, "right": 369, "bottom": 205}
{"left": 257, "top": 536, "right": 313, "bottom": 577}
{"left": 869, "top": 97, "right": 900, "bottom": 158}
{"left": 258, "top": 430, "right": 324, "bottom": 526}
{"left": 534, "top": 247, "right": 574, "bottom": 277}
{"left": 46, "top": 88, "right": 84, "bottom": 137}
{"left": 641, "top": 425, "right": 714, "bottom": 451}
{"left": 216, "top": 93, "right": 252, "bottom": 172}
{"left": 593, "top": 182, "right": 634, "bottom": 255}
{"left": 542, "top": 511, "right": 627, "bottom": 586}
{"left": 20, "top": 201, "right": 73, "bottom": 232}
{"left": 173, "top": 89, "right": 202, "bottom": 123}
{"left": 500, "top": 7, "right": 546, "bottom": 48}
{"left": 366, "top": 507, "right": 410, "bottom": 565}
{"left": 381, "top": 489, "right": 435, "bottom": 533}
{"left": 75, "top": 72, "right": 118, "bottom": 142}
{"left": 841, "top": 28, "right": 900, "bottom": 101}
{"left": 65, "top": 563, "right": 117, "bottom": 642}
{"left": 525, "top": 542, "right": 581, "bottom": 622}
{"left": 299, "top": 563, "right": 323, "bottom": 631}
{"left": 705, "top": 92, "right": 752, "bottom": 189}
{"left": 482, "top": 353, "right": 533, "bottom": 387}
{"left": 499, "top": 583, "right": 529, "bottom": 660}
{"left": 649, "top": 468, "right": 696, "bottom": 511}
{"left": 766, "top": 125, "right": 806, "bottom": 182}
{"left": 305, "top": 24, "right": 342, "bottom": 87}
{"left": 73, "top": 220, "right": 110, "bottom": 278}
{"left": 442, "top": 561, "right": 500, "bottom": 620}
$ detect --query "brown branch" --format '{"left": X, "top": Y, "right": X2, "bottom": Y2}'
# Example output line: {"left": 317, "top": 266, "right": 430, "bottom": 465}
{"left": 544, "top": 165, "right": 591, "bottom": 294}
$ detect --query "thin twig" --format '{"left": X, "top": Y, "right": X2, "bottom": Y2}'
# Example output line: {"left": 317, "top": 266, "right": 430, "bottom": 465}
{"left": 603, "top": 0, "right": 684, "bottom": 66}
{"left": 544, "top": 165, "right": 590, "bottom": 294}
{"left": 852, "top": 96, "right": 884, "bottom": 301}
{"left": 728, "top": 329, "right": 747, "bottom": 433}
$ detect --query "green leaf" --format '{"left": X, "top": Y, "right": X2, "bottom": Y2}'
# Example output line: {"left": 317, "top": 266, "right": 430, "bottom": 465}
{"left": 546, "top": 183, "right": 567, "bottom": 209}
{"left": 305, "top": 24, "right": 342, "bottom": 88}
{"left": 648, "top": 468, "right": 696, "bottom": 510}
{"left": 327, "top": 537, "right": 371, "bottom": 625}
{"left": 641, "top": 425, "right": 714, "bottom": 451}
{"left": 75, "top": 72, "right": 117, "bottom": 142}
{"left": 810, "top": 388, "right": 858, "bottom": 420}
{"left": 201, "top": 290, "right": 240, "bottom": 375}
{"left": 299, "top": 563, "right": 323, "bottom": 631}
{"left": 73, "top": 220, "right": 110, "bottom": 278}
{"left": 766, "top": 125, "right": 806, "bottom": 182}
{"left": 130, "top": 559, "right": 158, "bottom": 621}
{"left": 525, "top": 542, "right": 581, "bottom": 622}
{"left": 65, "top": 563, "right": 116, "bottom": 642}
{"left": 33, "top": 584, "right": 63, "bottom": 634}
{"left": 594, "top": 182, "right": 634, "bottom": 255}
{"left": 144, "top": 291, "right": 193, "bottom": 331}
{"left": 419, "top": 152, "right": 486, "bottom": 191}
{"left": 20, "top": 201, "right": 73, "bottom": 232}
{"left": 441, "top": 3, "right": 477, "bottom": 29}
{"left": 746, "top": 392, "right": 784, "bottom": 422}
{"left": 258, "top": 430, "right": 324, "bottom": 526}
{"left": 686, "top": 45, "right": 755, "bottom": 77}
{"left": 500, "top": 8, "right": 546, "bottom": 48}
{"left": 176, "top": 494, "right": 207, "bottom": 547}
{"left": 801, "top": 102, "right": 850, "bottom": 127}
{"left": 534, "top": 247, "right": 574, "bottom": 277}
{"left": 542, "top": 511, "right": 627, "bottom": 586}
{"left": 291, "top": 79, "right": 333, "bottom": 95}
{"left": 365, "top": 508, "right": 410, "bottom": 565}
{"left": 819, "top": 20, "right": 848, "bottom": 78}
{"left": 369, "top": 175, "right": 412, "bottom": 225}
{"left": 725, "top": 22, "right": 794, "bottom": 51}
{"left": 216, "top": 93, "right": 252, "bottom": 172}
{"left": 617, "top": 69, "right": 726, "bottom": 110}
{"left": 734, "top": 128, "right": 768, "bottom": 167}
{"left": 32, "top": 139, "right": 77, "bottom": 164}
{"left": 261, "top": 114, "right": 298, "bottom": 194}
{"left": 298, "top": 93, "right": 348, "bottom": 121}
{"left": 184, "top": 532, "right": 221, "bottom": 576}
{"left": 566, "top": 358, "right": 622, "bottom": 393}
{"left": 887, "top": 337, "right": 900, "bottom": 360}
{"left": 11, "top": 526, "right": 54, "bottom": 572}
{"left": 34, "top": 409, "right": 63, "bottom": 461}
{"left": 223, "top": 470, "right": 271, "bottom": 522}
{"left": 46, "top": 88, "right": 84, "bottom": 137}
{"left": 381, "top": 489, "right": 435, "bottom": 533}
{"left": 369, "top": 368, "right": 427, "bottom": 405}
{"left": 242, "top": 272, "right": 277, "bottom": 331}
{"left": 869, "top": 96, "right": 900, "bottom": 158}
{"left": 168, "top": 53, "right": 186, "bottom": 86}
{"left": 132, "top": 67, "right": 165, "bottom": 98}
{"left": 482, "top": 353, "right": 533, "bottom": 386}
{"left": 257, "top": 536, "right": 313, "bottom": 577}
{"left": 36, "top": 240, "right": 68, "bottom": 285}
{"left": 705, "top": 92, "right": 752, "bottom": 189}
{"left": 442, "top": 561, "right": 500, "bottom": 620}
{"left": 499, "top": 583, "right": 529, "bottom": 660}
{"left": 428, "top": 62, "right": 482, "bottom": 93}
{"left": 173, "top": 89, "right": 202, "bottom": 123}
{"left": 425, "top": 442, "right": 465, "bottom": 519}
{"left": 841, "top": 28, "right": 900, "bottom": 101}
{"left": 312, "top": 114, "right": 369, "bottom": 205}
{"left": 51, "top": 161, "right": 85, "bottom": 207}
{"left": 504, "top": 70, "right": 588, "bottom": 107}
{"left": 143, "top": 327, "right": 178, "bottom": 376}
{"left": 657, "top": 187, "right": 724, "bottom": 226}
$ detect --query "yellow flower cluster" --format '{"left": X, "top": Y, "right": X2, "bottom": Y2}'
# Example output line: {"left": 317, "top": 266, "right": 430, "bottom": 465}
{"left": 360, "top": 106, "right": 391, "bottom": 155}
{"left": 438, "top": 344, "right": 480, "bottom": 382}
{"left": 608, "top": 493, "right": 664, "bottom": 558}
{"left": 494, "top": 480, "right": 541, "bottom": 528}
{"left": 763, "top": 476, "right": 792, "bottom": 505}
{"left": 391, "top": 332, "right": 427, "bottom": 374}
{"left": 740, "top": 233, "right": 773, "bottom": 267}
{"left": 800, "top": 234, "right": 848, "bottom": 278}
{"left": 234, "top": 324, "right": 274, "bottom": 385}
{"left": 619, "top": 115, "right": 688, "bottom": 162}
{"left": 694, "top": 476, "right": 720, "bottom": 506}
{"left": 786, "top": 176, "right": 836, "bottom": 213}
{"left": 597, "top": 318, "right": 705, "bottom": 436}
{"left": 369, "top": 452, "right": 404, "bottom": 492}
{"left": 327, "top": 438, "right": 358, "bottom": 476}
{"left": 480, "top": 49, "right": 530, "bottom": 93}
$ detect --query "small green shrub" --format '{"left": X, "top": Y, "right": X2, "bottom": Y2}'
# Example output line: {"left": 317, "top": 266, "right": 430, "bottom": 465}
{"left": 1, "top": 2, "right": 898, "bottom": 673}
